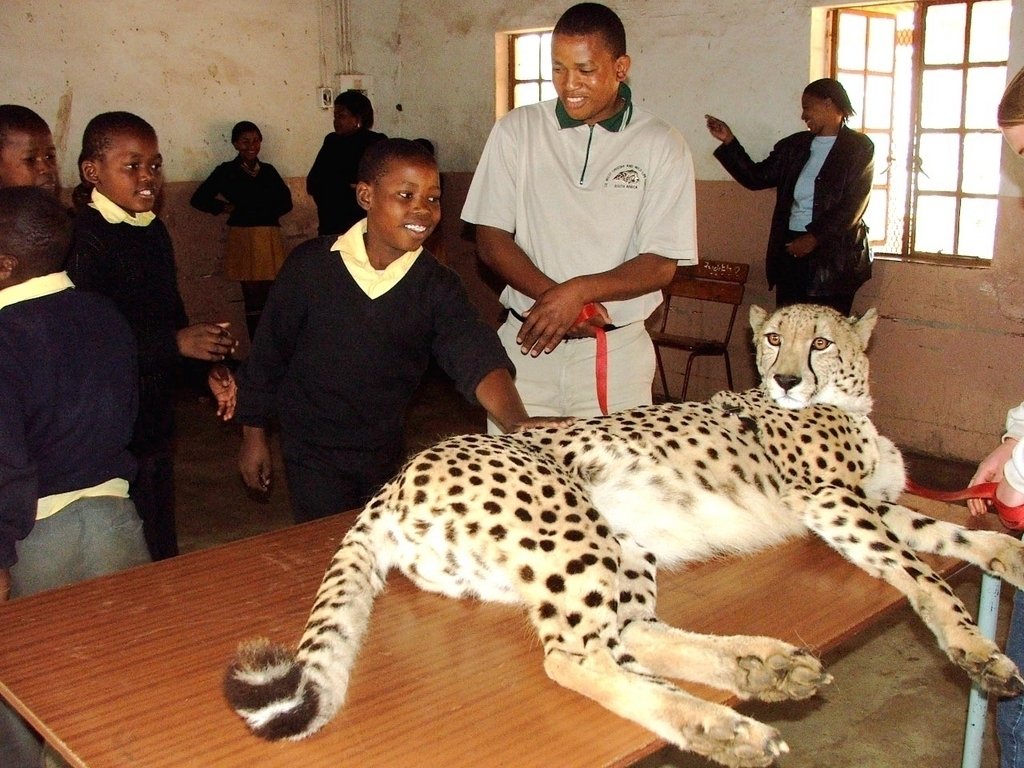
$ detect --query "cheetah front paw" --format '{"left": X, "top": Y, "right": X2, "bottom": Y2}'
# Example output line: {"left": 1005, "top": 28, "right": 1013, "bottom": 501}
{"left": 685, "top": 714, "right": 789, "bottom": 768}
{"left": 987, "top": 543, "right": 1024, "bottom": 591}
{"left": 735, "top": 648, "right": 832, "bottom": 702}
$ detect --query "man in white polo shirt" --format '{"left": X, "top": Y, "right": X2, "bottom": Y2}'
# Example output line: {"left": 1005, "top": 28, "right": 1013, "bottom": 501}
{"left": 462, "top": 2, "right": 697, "bottom": 427}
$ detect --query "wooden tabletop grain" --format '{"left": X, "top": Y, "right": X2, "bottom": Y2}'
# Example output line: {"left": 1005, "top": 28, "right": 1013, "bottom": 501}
{"left": 0, "top": 494, "right": 991, "bottom": 768}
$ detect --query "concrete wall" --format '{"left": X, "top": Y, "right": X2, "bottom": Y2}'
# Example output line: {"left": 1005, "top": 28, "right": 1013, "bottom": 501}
{"left": 3, "top": 0, "right": 1024, "bottom": 462}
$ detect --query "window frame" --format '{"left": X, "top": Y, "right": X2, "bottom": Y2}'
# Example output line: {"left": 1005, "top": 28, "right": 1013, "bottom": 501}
{"left": 503, "top": 29, "right": 555, "bottom": 115}
{"left": 827, "top": 0, "right": 1011, "bottom": 265}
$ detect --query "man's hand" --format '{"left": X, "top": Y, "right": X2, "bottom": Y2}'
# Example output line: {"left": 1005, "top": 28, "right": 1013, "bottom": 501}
{"left": 968, "top": 439, "right": 1016, "bottom": 517}
{"left": 517, "top": 284, "right": 611, "bottom": 356}
{"left": 177, "top": 321, "right": 238, "bottom": 361}
{"left": 997, "top": 479, "right": 1024, "bottom": 511}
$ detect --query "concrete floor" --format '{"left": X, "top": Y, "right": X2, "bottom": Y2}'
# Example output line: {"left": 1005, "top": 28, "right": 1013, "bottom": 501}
{"left": 173, "top": 370, "right": 1012, "bottom": 768}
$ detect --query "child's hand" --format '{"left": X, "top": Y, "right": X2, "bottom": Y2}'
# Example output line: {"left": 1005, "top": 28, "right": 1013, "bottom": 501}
{"left": 178, "top": 322, "right": 238, "bottom": 361}
{"left": 239, "top": 426, "right": 273, "bottom": 494}
{"left": 208, "top": 364, "right": 237, "bottom": 421}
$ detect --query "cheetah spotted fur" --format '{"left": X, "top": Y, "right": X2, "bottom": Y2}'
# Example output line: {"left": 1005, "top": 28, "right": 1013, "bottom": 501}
{"left": 225, "top": 303, "right": 1024, "bottom": 767}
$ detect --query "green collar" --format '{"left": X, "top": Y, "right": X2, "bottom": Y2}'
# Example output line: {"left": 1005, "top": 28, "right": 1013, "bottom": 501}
{"left": 555, "top": 83, "right": 633, "bottom": 132}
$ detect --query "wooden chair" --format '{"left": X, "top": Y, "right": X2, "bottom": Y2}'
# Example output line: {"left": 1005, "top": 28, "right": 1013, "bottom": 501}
{"left": 650, "top": 259, "right": 749, "bottom": 402}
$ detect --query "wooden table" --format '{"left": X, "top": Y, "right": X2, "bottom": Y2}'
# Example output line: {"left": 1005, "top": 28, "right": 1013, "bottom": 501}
{"left": 0, "top": 495, "right": 992, "bottom": 768}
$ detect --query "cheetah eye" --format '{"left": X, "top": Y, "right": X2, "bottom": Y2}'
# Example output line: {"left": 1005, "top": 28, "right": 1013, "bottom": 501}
{"left": 765, "top": 332, "right": 781, "bottom": 347}
{"left": 811, "top": 337, "right": 833, "bottom": 351}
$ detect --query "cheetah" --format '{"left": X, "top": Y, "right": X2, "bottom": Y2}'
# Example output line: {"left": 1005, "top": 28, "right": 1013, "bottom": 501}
{"left": 224, "top": 303, "right": 1024, "bottom": 768}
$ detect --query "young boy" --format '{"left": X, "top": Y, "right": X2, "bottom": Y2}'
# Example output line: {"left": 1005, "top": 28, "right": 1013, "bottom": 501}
{"left": 66, "top": 111, "right": 237, "bottom": 560}
{"left": 0, "top": 104, "right": 59, "bottom": 194}
{"left": 0, "top": 186, "right": 151, "bottom": 767}
{"left": 236, "top": 138, "right": 558, "bottom": 522}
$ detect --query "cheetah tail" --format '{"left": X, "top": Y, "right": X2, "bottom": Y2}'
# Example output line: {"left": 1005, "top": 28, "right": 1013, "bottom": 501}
{"left": 223, "top": 520, "right": 389, "bottom": 741}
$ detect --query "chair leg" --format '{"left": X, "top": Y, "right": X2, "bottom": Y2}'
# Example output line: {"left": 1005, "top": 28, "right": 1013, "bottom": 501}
{"left": 723, "top": 352, "right": 733, "bottom": 391}
{"left": 654, "top": 346, "right": 669, "bottom": 402}
{"left": 680, "top": 354, "right": 698, "bottom": 402}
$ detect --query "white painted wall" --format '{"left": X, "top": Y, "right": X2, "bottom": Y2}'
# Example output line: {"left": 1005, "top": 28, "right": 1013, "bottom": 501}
{"left": 0, "top": 0, "right": 343, "bottom": 182}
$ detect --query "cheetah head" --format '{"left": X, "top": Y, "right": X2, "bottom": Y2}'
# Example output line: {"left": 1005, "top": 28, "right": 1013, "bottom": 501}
{"left": 750, "top": 303, "right": 877, "bottom": 414}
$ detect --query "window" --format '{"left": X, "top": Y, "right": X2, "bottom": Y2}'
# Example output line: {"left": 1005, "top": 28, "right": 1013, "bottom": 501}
{"left": 507, "top": 30, "right": 555, "bottom": 111}
{"left": 830, "top": 0, "right": 1012, "bottom": 262}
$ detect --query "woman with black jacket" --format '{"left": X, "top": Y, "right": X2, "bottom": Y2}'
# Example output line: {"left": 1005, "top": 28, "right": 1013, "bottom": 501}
{"left": 706, "top": 78, "right": 874, "bottom": 314}
{"left": 305, "top": 90, "right": 386, "bottom": 237}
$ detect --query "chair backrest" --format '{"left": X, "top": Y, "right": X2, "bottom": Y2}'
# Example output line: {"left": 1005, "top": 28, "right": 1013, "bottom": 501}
{"left": 654, "top": 259, "right": 749, "bottom": 339}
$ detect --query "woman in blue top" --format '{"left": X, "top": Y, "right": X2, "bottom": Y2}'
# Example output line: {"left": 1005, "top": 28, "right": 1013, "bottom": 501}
{"left": 707, "top": 78, "right": 874, "bottom": 315}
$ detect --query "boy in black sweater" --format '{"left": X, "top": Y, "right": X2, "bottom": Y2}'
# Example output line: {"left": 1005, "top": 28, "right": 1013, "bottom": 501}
{"left": 237, "top": 139, "right": 563, "bottom": 522}
{"left": 0, "top": 186, "right": 152, "bottom": 768}
{"left": 67, "top": 112, "right": 237, "bottom": 560}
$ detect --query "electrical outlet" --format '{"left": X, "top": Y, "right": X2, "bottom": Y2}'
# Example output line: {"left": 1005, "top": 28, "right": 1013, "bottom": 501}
{"left": 318, "top": 87, "right": 333, "bottom": 109}
{"left": 337, "top": 74, "right": 373, "bottom": 95}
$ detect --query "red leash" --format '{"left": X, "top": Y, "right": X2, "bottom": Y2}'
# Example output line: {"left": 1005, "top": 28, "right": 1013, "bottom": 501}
{"left": 576, "top": 303, "right": 608, "bottom": 416}
{"left": 904, "top": 477, "right": 1024, "bottom": 530}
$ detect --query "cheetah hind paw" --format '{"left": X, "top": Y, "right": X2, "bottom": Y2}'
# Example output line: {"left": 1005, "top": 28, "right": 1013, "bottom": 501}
{"left": 736, "top": 648, "right": 832, "bottom": 702}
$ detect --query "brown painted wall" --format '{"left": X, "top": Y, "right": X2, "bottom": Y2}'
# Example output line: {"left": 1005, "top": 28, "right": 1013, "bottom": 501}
{"left": 162, "top": 174, "right": 1024, "bottom": 463}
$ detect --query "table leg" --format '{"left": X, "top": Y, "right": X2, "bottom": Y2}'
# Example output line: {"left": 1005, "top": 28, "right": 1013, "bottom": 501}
{"left": 962, "top": 572, "right": 1002, "bottom": 768}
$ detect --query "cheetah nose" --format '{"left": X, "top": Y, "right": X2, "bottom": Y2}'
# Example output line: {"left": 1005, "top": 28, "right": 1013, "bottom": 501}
{"left": 774, "top": 374, "right": 801, "bottom": 392}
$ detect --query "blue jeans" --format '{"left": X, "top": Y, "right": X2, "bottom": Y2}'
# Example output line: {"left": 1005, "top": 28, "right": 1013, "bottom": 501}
{"left": 2, "top": 495, "right": 151, "bottom": 766}
{"left": 1001, "top": 588, "right": 1024, "bottom": 768}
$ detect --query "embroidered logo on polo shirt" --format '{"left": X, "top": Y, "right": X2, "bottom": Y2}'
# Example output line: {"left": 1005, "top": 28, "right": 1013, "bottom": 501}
{"left": 604, "top": 164, "right": 645, "bottom": 189}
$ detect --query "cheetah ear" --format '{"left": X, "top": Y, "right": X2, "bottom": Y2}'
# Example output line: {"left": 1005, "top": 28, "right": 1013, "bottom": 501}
{"left": 749, "top": 305, "right": 768, "bottom": 336}
{"left": 852, "top": 307, "right": 878, "bottom": 347}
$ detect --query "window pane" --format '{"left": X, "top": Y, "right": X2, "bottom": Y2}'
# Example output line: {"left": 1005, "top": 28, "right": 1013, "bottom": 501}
{"left": 540, "top": 33, "right": 552, "bottom": 79}
{"left": 514, "top": 34, "right": 540, "bottom": 80}
{"left": 917, "top": 134, "right": 960, "bottom": 192}
{"left": 914, "top": 195, "right": 956, "bottom": 254}
{"left": 866, "top": 16, "right": 896, "bottom": 73}
{"left": 871, "top": 133, "right": 891, "bottom": 180}
{"left": 924, "top": 3, "right": 966, "bottom": 65}
{"left": 513, "top": 82, "right": 539, "bottom": 108}
{"left": 841, "top": 74, "right": 866, "bottom": 130}
{"left": 540, "top": 81, "right": 557, "bottom": 101}
{"left": 969, "top": 0, "right": 1012, "bottom": 63}
{"left": 864, "top": 75, "right": 892, "bottom": 130}
{"left": 837, "top": 13, "right": 867, "bottom": 70}
{"left": 958, "top": 197, "right": 997, "bottom": 258}
{"left": 961, "top": 133, "right": 1002, "bottom": 194}
{"left": 920, "top": 69, "right": 964, "bottom": 128}
{"left": 965, "top": 65, "right": 1008, "bottom": 129}
{"left": 865, "top": 192, "right": 888, "bottom": 244}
